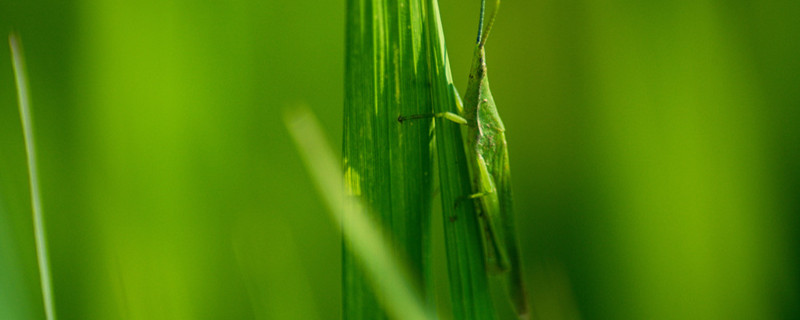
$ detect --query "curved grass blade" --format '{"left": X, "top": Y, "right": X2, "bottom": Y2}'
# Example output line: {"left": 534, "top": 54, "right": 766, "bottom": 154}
{"left": 9, "top": 33, "right": 57, "bottom": 320}
{"left": 421, "top": 0, "right": 498, "bottom": 319}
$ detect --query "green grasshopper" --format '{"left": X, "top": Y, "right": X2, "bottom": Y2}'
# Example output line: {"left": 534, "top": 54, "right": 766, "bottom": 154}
{"left": 399, "top": 0, "right": 528, "bottom": 317}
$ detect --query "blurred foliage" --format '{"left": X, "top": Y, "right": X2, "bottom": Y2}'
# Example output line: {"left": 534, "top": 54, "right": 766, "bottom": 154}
{"left": 1, "top": 0, "right": 799, "bottom": 319}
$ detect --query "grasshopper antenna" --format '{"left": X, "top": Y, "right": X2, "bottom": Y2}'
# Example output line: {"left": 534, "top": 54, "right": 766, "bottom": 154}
{"left": 478, "top": 0, "right": 500, "bottom": 48}
{"left": 477, "top": 0, "right": 486, "bottom": 44}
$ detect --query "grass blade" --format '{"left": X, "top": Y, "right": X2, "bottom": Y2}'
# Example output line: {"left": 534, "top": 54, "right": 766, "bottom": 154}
{"left": 343, "top": 0, "right": 437, "bottom": 318}
{"left": 9, "top": 33, "right": 57, "bottom": 320}
{"left": 285, "top": 108, "right": 434, "bottom": 320}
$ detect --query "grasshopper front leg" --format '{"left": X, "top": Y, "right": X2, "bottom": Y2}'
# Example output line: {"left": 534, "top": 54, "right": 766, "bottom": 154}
{"left": 398, "top": 84, "right": 468, "bottom": 125}
{"left": 397, "top": 112, "right": 467, "bottom": 125}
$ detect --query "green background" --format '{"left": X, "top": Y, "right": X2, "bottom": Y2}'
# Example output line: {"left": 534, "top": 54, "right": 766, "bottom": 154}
{"left": 1, "top": 0, "right": 798, "bottom": 319}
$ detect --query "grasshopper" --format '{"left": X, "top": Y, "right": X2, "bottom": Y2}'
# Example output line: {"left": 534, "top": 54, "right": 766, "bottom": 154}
{"left": 399, "top": 0, "right": 528, "bottom": 317}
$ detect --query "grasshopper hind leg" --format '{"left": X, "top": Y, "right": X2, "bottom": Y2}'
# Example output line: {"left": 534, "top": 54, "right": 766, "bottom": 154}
{"left": 478, "top": 206, "right": 511, "bottom": 274}
{"left": 455, "top": 190, "right": 511, "bottom": 274}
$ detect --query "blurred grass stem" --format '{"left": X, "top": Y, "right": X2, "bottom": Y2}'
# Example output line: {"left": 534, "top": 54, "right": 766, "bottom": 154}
{"left": 285, "top": 108, "right": 434, "bottom": 320}
{"left": 9, "top": 33, "right": 57, "bottom": 320}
